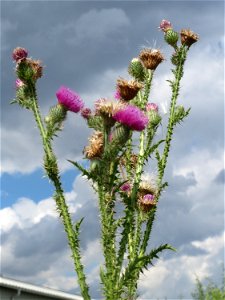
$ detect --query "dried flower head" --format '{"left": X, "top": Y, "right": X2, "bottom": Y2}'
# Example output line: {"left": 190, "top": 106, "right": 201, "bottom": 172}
{"left": 113, "top": 104, "right": 148, "bottom": 131}
{"left": 56, "top": 86, "right": 84, "bottom": 113}
{"left": 139, "top": 49, "right": 164, "bottom": 70}
{"left": 116, "top": 78, "right": 143, "bottom": 101}
{"left": 95, "top": 98, "right": 124, "bottom": 117}
{"left": 26, "top": 59, "right": 43, "bottom": 80}
{"left": 159, "top": 20, "right": 172, "bottom": 32}
{"left": 84, "top": 131, "right": 104, "bottom": 159}
{"left": 146, "top": 103, "right": 158, "bottom": 112}
{"left": 81, "top": 107, "right": 92, "bottom": 119}
{"left": 120, "top": 154, "right": 138, "bottom": 169}
{"left": 180, "top": 29, "right": 199, "bottom": 47}
{"left": 12, "top": 47, "right": 28, "bottom": 62}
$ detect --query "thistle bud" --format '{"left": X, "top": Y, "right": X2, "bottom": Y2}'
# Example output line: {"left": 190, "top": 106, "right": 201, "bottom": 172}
{"left": 12, "top": 47, "right": 28, "bottom": 62}
{"left": 128, "top": 58, "right": 145, "bottom": 82}
{"left": 45, "top": 104, "right": 67, "bottom": 126}
{"left": 139, "top": 49, "right": 164, "bottom": 70}
{"left": 180, "top": 29, "right": 199, "bottom": 47}
{"left": 81, "top": 107, "right": 92, "bottom": 120}
{"left": 164, "top": 29, "right": 179, "bottom": 47}
{"left": 146, "top": 102, "right": 158, "bottom": 112}
{"left": 120, "top": 182, "right": 131, "bottom": 193}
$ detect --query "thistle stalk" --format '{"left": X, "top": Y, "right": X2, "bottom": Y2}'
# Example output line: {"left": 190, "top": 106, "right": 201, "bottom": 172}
{"left": 28, "top": 82, "right": 91, "bottom": 300}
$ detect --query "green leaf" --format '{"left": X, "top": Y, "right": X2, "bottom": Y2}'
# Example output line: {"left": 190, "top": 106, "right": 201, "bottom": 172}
{"left": 68, "top": 160, "right": 91, "bottom": 178}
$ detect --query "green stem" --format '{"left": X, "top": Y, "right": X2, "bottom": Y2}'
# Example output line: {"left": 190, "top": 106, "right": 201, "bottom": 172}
{"left": 30, "top": 85, "right": 91, "bottom": 300}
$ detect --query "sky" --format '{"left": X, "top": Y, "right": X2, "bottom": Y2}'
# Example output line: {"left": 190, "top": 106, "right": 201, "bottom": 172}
{"left": 1, "top": 0, "right": 224, "bottom": 299}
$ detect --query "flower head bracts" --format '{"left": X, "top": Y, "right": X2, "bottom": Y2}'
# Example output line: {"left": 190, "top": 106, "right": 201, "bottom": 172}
{"left": 56, "top": 86, "right": 84, "bottom": 113}
{"left": 112, "top": 104, "right": 148, "bottom": 131}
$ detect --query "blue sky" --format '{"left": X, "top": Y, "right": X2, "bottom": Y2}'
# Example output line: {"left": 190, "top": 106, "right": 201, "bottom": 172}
{"left": 1, "top": 1, "right": 224, "bottom": 299}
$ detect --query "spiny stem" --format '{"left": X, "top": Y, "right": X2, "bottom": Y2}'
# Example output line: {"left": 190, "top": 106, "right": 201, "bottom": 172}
{"left": 30, "top": 84, "right": 91, "bottom": 300}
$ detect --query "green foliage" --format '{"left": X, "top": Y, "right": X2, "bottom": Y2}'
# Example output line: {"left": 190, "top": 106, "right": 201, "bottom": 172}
{"left": 192, "top": 276, "right": 225, "bottom": 300}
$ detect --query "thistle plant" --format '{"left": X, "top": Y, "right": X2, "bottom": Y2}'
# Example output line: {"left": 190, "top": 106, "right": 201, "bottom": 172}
{"left": 11, "top": 20, "right": 198, "bottom": 300}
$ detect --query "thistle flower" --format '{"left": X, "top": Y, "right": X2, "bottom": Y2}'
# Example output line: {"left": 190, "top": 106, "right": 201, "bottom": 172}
{"left": 120, "top": 182, "right": 131, "bottom": 193}
{"left": 138, "top": 193, "right": 156, "bottom": 212}
{"left": 56, "top": 86, "right": 84, "bottom": 113}
{"left": 83, "top": 131, "right": 104, "bottom": 159}
{"left": 113, "top": 104, "right": 148, "bottom": 131}
{"left": 116, "top": 78, "right": 143, "bottom": 101}
{"left": 180, "top": 29, "right": 199, "bottom": 47}
{"left": 15, "top": 79, "right": 25, "bottom": 89}
{"left": 139, "top": 48, "right": 164, "bottom": 70}
{"left": 146, "top": 102, "right": 158, "bottom": 112}
{"left": 81, "top": 107, "right": 92, "bottom": 119}
{"left": 12, "top": 47, "right": 28, "bottom": 62}
{"left": 114, "top": 89, "right": 121, "bottom": 100}
{"left": 159, "top": 19, "right": 172, "bottom": 32}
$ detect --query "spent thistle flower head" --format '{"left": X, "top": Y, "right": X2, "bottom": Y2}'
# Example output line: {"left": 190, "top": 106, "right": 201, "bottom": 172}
{"left": 139, "top": 48, "right": 164, "bottom": 70}
{"left": 83, "top": 131, "right": 104, "bottom": 159}
{"left": 180, "top": 29, "right": 199, "bottom": 47}
{"left": 56, "top": 86, "right": 84, "bottom": 113}
{"left": 12, "top": 47, "right": 28, "bottom": 62}
{"left": 116, "top": 78, "right": 143, "bottom": 101}
{"left": 113, "top": 104, "right": 148, "bottom": 131}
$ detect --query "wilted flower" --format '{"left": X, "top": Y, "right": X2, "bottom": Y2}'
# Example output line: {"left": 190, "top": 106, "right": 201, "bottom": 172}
{"left": 180, "top": 29, "right": 199, "bottom": 47}
{"left": 146, "top": 102, "right": 158, "bottom": 112}
{"left": 12, "top": 47, "right": 28, "bottom": 62}
{"left": 139, "top": 49, "right": 164, "bottom": 70}
{"left": 116, "top": 78, "right": 143, "bottom": 101}
{"left": 95, "top": 98, "right": 123, "bottom": 117}
{"left": 15, "top": 79, "right": 25, "bottom": 89}
{"left": 113, "top": 104, "right": 148, "bottom": 131}
{"left": 159, "top": 20, "right": 172, "bottom": 32}
{"left": 56, "top": 86, "right": 84, "bottom": 113}
{"left": 81, "top": 107, "right": 92, "bottom": 119}
{"left": 83, "top": 131, "right": 104, "bottom": 159}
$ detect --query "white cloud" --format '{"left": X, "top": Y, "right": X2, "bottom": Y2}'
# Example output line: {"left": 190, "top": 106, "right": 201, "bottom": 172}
{"left": 139, "top": 231, "right": 224, "bottom": 299}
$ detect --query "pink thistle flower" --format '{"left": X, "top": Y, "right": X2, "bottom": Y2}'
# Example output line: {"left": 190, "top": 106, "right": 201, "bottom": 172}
{"left": 81, "top": 107, "right": 92, "bottom": 119}
{"left": 112, "top": 104, "right": 148, "bottom": 131}
{"left": 56, "top": 86, "right": 84, "bottom": 113}
{"left": 114, "top": 89, "right": 121, "bottom": 100}
{"left": 146, "top": 102, "right": 158, "bottom": 112}
{"left": 12, "top": 47, "right": 28, "bottom": 62}
{"left": 15, "top": 79, "right": 25, "bottom": 89}
{"left": 159, "top": 20, "right": 172, "bottom": 32}
{"left": 120, "top": 182, "right": 131, "bottom": 192}
{"left": 142, "top": 194, "right": 155, "bottom": 204}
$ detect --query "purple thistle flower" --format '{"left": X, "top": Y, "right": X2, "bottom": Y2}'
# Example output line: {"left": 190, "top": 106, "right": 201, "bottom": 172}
{"left": 114, "top": 89, "right": 121, "bottom": 100}
{"left": 159, "top": 20, "right": 172, "bottom": 32}
{"left": 146, "top": 102, "right": 158, "bottom": 112}
{"left": 81, "top": 107, "right": 92, "bottom": 119}
{"left": 15, "top": 79, "right": 25, "bottom": 89}
{"left": 56, "top": 86, "right": 84, "bottom": 113}
{"left": 120, "top": 182, "right": 131, "bottom": 192}
{"left": 112, "top": 104, "right": 148, "bottom": 131}
{"left": 143, "top": 194, "right": 155, "bottom": 204}
{"left": 12, "top": 47, "right": 28, "bottom": 62}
